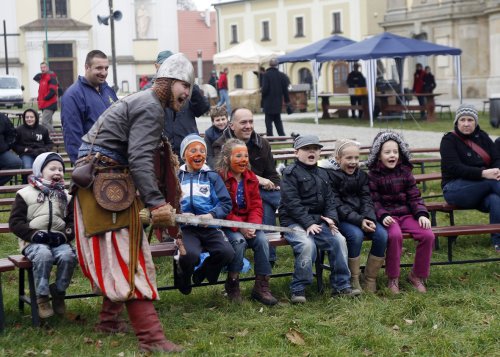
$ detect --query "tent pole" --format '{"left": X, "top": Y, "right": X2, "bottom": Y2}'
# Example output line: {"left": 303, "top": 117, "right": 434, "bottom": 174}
{"left": 313, "top": 60, "right": 319, "bottom": 124}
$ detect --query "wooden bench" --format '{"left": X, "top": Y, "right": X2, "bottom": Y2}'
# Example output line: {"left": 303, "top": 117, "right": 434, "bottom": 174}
{"left": 0, "top": 258, "right": 15, "bottom": 331}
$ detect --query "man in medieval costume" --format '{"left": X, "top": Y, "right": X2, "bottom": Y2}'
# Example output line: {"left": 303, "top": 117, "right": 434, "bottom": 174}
{"left": 73, "top": 53, "right": 194, "bottom": 353}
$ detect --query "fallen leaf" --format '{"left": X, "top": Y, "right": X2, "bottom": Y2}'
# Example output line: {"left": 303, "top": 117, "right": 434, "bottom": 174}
{"left": 23, "top": 350, "right": 37, "bottom": 356}
{"left": 493, "top": 272, "right": 500, "bottom": 279}
{"left": 303, "top": 352, "right": 311, "bottom": 357}
{"left": 110, "top": 341, "right": 120, "bottom": 347}
{"left": 95, "top": 340, "right": 103, "bottom": 349}
{"left": 404, "top": 319, "right": 415, "bottom": 325}
{"left": 363, "top": 348, "right": 373, "bottom": 356}
{"left": 117, "top": 353, "right": 125, "bottom": 357}
{"left": 236, "top": 329, "right": 248, "bottom": 337}
{"left": 432, "top": 324, "right": 438, "bottom": 330}
{"left": 41, "top": 350, "right": 51, "bottom": 356}
{"left": 286, "top": 328, "right": 305, "bottom": 345}
{"left": 208, "top": 307, "right": 217, "bottom": 311}
{"left": 65, "top": 312, "right": 86, "bottom": 324}
{"left": 401, "top": 345, "right": 411, "bottom": 353}
{"left": 392, "top": 325, "right": 400, "bottom": 331}
{"left": 259, "top": 307, "right": 264, "bottom": 313}
{"left": 83, "top": 337, "right": 94, "bottom": 344}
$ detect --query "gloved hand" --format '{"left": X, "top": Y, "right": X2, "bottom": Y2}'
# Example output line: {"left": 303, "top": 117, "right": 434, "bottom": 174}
{"left": 139, "top": 208, "right": 151, "bottom": 225}
{"left": 151, "top": 203, "right": 176, "bottom": 228}
{"left": 31, "top": 231, "right": 50, "bottom": 244}
{"left": 47, "top": 231, "right": 67, "bottom": 247}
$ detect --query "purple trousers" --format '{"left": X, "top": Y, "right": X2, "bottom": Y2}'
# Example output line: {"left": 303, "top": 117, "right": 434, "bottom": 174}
{"left": 385, "top": 215, "right": 434, "bottom": 279}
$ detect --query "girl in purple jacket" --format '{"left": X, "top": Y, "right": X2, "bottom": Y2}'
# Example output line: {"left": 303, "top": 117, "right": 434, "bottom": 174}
{"left": 367, "top": 131, "right": 434, "bottom": 294}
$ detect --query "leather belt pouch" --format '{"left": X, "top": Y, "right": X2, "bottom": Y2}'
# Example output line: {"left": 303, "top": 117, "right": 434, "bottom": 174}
{"left": 93, "top": 171, "right": 136, "bottom": 212}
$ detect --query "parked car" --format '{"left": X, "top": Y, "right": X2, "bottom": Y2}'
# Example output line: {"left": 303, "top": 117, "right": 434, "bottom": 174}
{"left": 0, "top": 75, "right": 24, "bottom": 109}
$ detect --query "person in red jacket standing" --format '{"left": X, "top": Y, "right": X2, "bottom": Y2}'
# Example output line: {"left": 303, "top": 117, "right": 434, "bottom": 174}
{"left": 33, "top": 62, "right": 59, "bottom": 133}
{"left": 412, "top": 63, "right": 426, "bottom": 119}
{"left": 216, "top": 68, "right": 231, "bottom": 114}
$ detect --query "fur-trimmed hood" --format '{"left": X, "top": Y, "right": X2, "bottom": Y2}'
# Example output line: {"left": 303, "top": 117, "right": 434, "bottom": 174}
{"left": 366, "top": 131, "right": 411, "bottom": 169}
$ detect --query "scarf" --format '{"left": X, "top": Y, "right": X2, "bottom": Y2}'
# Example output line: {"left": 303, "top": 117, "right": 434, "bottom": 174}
{"left": 28, "top": 175, "right": 68, "bottom": 213}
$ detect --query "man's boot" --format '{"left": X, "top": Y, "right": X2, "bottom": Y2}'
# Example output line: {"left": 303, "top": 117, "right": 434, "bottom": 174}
{"left": 126, "top": 299, "right": 183, "bottom": 353}
{"left": 94, "top": 297, "right": 129, "bottom": 333}
{"left": 348, "top": 256, "right": 362, "bottom": 292}
{"left": 225, "top": 272, "right": 242, "bottom": 303}
{"left": 362, "top": 255, "right": 385, "bottom": 293}
{"left": 251, "top": 275, "right": 278, "bottom": 306}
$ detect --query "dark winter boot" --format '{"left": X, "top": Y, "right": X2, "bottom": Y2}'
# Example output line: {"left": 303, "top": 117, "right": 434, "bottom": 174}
{"left": 94, "top": 297, "right": 129, "bottom": 334}
{"left": 126, "top": 299, "right": 183, "bottom": 353}
{"left": 49, "top": 283, "right": 66, "bottom": 315}
{"left": 251, "top": 275, "right": 278, "bottom": 306}
{"left": 225, "top": 272, "right": 242, "bottom": 303}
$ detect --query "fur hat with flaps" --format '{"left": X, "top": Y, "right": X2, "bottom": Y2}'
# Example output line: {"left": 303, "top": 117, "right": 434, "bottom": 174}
{"left": 366, "top": 131, "right": 411, "bottom": 169}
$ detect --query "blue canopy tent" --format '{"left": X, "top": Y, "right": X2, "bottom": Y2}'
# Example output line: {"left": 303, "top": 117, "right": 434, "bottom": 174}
{"left": 277, "top": 35, "right": 356, "bottom": 123}
{"left": 317, "top": 32, "right": 462, "bottom": 127}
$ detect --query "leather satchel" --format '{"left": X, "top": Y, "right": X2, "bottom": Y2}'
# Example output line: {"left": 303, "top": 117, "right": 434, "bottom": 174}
{"left": 71, "top": 154, "right": 98, "bottom": 189}
{"left": 93, "top": 171, "right": 136, "bottom": 212}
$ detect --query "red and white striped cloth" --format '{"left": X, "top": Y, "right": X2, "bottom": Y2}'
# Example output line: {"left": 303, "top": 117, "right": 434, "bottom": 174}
{"left": 74, "top": 198, "right": 159, "bottom": 302}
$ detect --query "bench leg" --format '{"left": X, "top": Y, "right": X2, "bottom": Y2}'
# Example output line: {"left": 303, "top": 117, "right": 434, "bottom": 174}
{"left": 0, "top": 278, "right": 5, "bottom": 332}
{"left": 315, "top": 248, "right": 325, "bottom": 293}
{"left": 447, "top": 237, "right": 455, "bottom": 263}
{"left": 26, "top": 269, "right": 40, "bottom": 327}
{"left": 430, "top": 212, "right": 440, "bottom": 250}
{"left": 18, "top": 268, "right": 24, "bottom": 312}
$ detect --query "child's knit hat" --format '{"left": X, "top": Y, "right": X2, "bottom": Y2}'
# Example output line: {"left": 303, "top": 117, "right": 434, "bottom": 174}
{"left": 180, "top": 134, "right": 207, "bottom": 159}
{"left": 32, "top": 152, "right": 65, "bottom": 177}
{"left": 366, "top": 131, "right": 411, "bottom": 169}
{"left": 454, "top": 104, "right": 478, "bottom": 126}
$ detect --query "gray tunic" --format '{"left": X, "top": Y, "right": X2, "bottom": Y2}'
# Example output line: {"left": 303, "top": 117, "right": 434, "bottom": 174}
{"left": 82, "top": 89, "right": 166, "bottom": 208}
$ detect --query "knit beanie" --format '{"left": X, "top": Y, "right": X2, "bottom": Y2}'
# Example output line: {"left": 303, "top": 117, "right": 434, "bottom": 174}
{"left": 180, "top": 134, "right": 207, "bottom": 159}
{"left": 366, "top": 131, "right": 411, "bottom": 169}
{"left": 32, "top": 152, "right": 65, "bottom": 178}
{"left": 454, "top": 104, "right": 478, "bottom": 126}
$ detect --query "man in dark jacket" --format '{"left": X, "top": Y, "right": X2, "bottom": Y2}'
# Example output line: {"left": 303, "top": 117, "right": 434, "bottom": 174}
{"left": 346, "top": 63, "right": 366, "bottom": 118}
{"left": 261, "top": 58, "right": 290, "bottom": 136}
{"left": 213, "top": 107, "right": 281, "bottom": 264}
{"left": 34, "top": 62, "right": 59, "bottom": 133}
{"left": 164, "top": 83, "right": 209, "bottom": 158}
{"left": 0, "top": 113, "right": 22, "bottom": 185}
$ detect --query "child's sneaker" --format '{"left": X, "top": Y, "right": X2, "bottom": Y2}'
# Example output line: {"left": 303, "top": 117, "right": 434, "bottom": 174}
{"left": 388, "top": 278, "right": 400, "bottom": 294}
{"left": 37, "top": 296, "right": 54, "bottom": 319}
{"left": 49, "top": 283, "right": 66, "bottom": 315}
{"left": 332, "top": 287, "right": 361, "bottom": 298}
{"left": 290, "top": 290, "right": 306, "bottom": 304}
{"left": 407, "top": 271, "right": 427, "bottom": 293}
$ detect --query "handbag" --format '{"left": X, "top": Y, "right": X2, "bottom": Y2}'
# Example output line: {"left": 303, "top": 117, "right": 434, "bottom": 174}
{"left": 93, "top": 170, "right": 136, "bottom": 212}
{"left": 71, "top": 153, "right": 100, "bottom": 188}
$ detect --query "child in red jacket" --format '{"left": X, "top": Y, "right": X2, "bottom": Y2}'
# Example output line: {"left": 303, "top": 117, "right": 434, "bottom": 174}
{"left": 216, "top": 138, "right": 277, "bottom": 305}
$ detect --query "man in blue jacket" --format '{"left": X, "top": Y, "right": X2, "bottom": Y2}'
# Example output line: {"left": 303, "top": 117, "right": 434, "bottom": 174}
{"left": 61, "top": 50, "right": 117, "bottom": 164}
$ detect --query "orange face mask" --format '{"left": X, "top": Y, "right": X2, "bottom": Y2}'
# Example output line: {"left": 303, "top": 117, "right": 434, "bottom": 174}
{"left": 184, "top": 142, "right": 207, "bottom": 171}
{"left": 229, "top": 145, "right": 249, "bottom": 174}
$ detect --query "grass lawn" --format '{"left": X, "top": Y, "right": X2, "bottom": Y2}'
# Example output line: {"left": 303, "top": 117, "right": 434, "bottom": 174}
{"left": 0, "top": 186, "right": 498, "bottom": 356}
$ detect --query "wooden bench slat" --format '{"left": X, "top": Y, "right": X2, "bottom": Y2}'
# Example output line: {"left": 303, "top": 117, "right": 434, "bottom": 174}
{"left": 0, "top": 258, "right": 14, "bottom": 272}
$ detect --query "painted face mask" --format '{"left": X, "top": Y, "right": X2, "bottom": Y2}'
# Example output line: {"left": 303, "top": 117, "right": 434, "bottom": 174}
{"left": 229, "top": 145, "right": 249, "bottom": 174}
{"left": 184, "top": 142, "right": 207, "bottom": 171}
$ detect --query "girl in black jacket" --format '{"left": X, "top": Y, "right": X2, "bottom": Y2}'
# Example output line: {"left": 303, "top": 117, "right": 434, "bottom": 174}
{"left": 14, "top": 109, "right": 53, "bottom": 172}
{"left": 322, "top": 139, "right": 387, "bottom": 293}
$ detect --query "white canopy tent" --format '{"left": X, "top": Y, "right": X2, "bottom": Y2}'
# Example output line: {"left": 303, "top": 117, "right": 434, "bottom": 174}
{"left": 213, "top": 39, "right": 283, "bottom": 65}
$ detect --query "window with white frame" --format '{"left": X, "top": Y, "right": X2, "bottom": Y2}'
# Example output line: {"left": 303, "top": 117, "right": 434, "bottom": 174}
{"left": 261, "top": 20, "right": 270, "bottom": 41}
{"left": 295, "top": 16, "right": 304, "bottom": 37}
{"left": 40, "top": 0, "right": 67, "bottom": 18}
{"left": 332, "top": 12, "right": 342, "bottom": 34}
{"left": 230, "top": 24, "right": 239, "bottom": 44}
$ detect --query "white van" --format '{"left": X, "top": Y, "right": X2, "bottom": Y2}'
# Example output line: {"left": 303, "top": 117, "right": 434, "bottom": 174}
{"left": 0, "top": 75, "right": 24, "bottom": 109}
